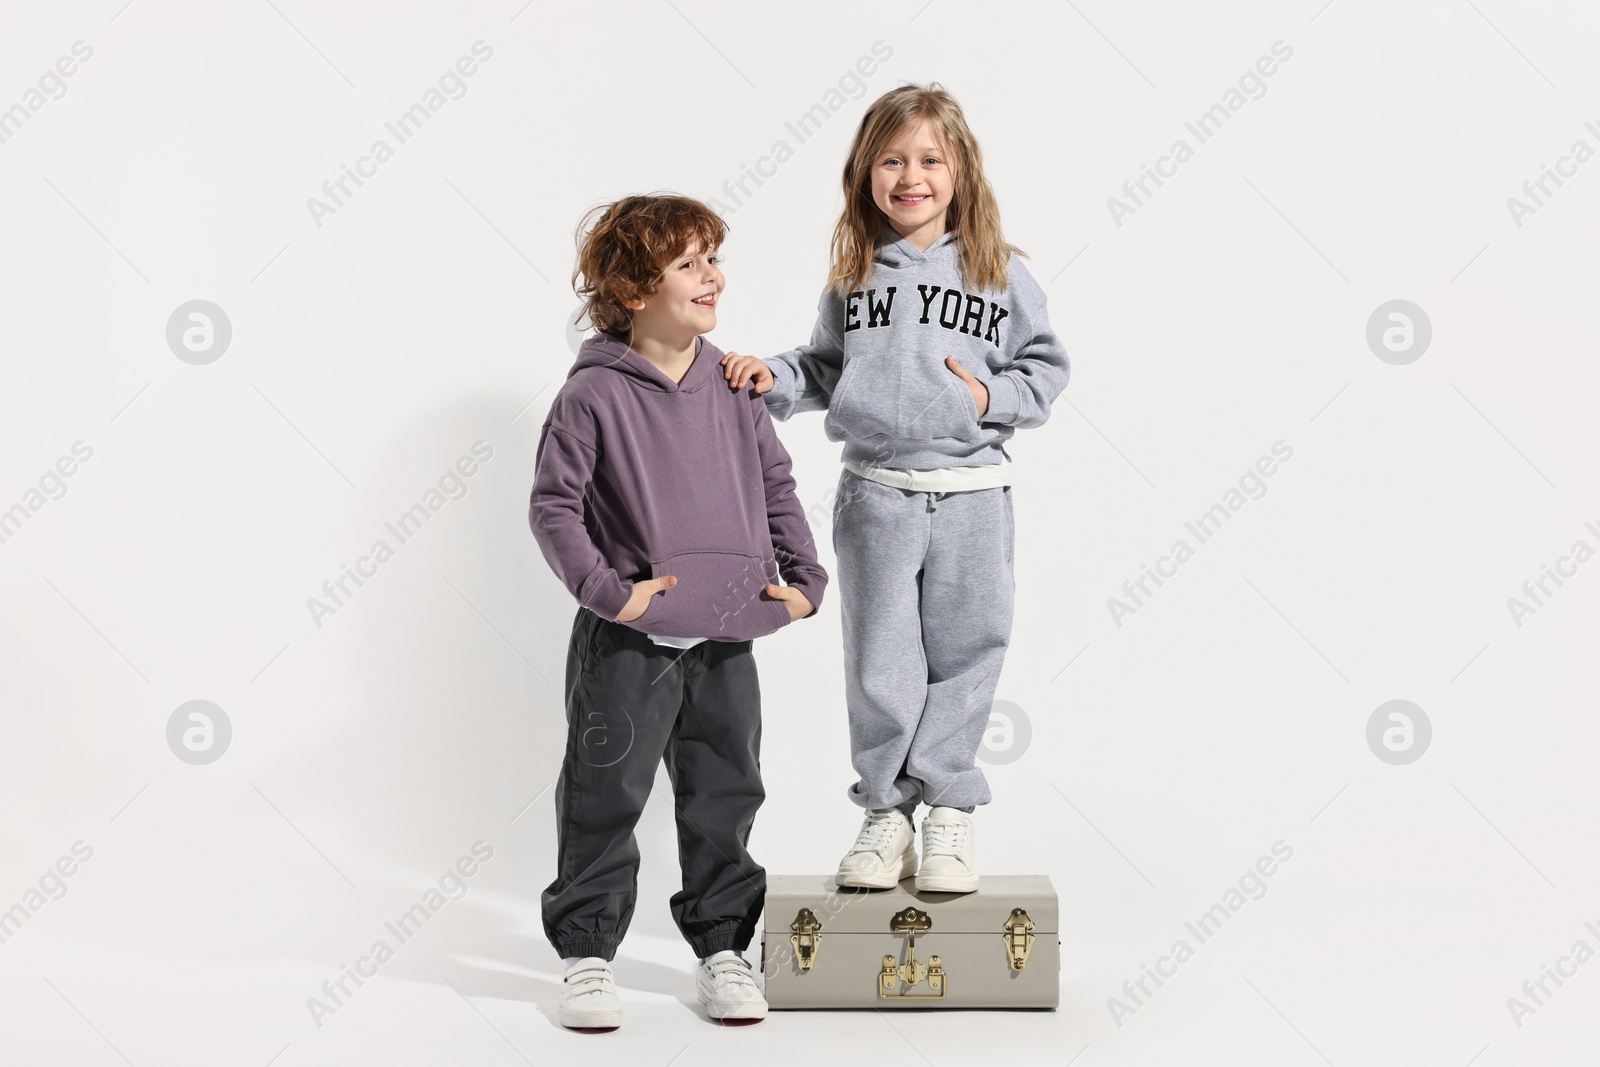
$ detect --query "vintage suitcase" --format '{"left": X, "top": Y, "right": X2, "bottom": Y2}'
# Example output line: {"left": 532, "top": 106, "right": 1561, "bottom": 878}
{"left": 761, "top": 874, "right": 1059, "bottom": 1009}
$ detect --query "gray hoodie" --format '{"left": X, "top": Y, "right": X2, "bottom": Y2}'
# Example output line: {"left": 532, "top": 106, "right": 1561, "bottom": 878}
{"left": 762, "top": 226, "right": 1071, "bottom": 470}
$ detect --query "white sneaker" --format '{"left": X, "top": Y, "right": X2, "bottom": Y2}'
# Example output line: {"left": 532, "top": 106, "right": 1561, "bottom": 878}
{"left": 558, "top": 957, "right": 622, "bottom": 1029}
{"left": 914, "top": 807, "right": 978, "bottom": 893}
{"left": 835, "top": 807, "right": 917, "bottom": 888}
{"left": 696, "top": 950, "right": 767, "bottom": 1020}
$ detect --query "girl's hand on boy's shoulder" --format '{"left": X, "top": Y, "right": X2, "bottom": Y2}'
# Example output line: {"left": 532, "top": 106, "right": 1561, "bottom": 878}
{"left": 766, "top": 583, "right": 813, "bottom": 622}
{"left": 719, "top": 352, "right": 774, "bottom": 394}
{"left": 945, "top": 356, "right": 990, "bottom": 417}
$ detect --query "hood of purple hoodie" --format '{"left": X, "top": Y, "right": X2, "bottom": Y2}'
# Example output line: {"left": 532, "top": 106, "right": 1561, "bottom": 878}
{"left": 571, "top": 332, "right": 716, "bottom": 393}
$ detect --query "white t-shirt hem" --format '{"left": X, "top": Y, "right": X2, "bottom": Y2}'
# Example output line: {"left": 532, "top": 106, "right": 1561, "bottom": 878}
{"left": 842, "top": 456, "right": 1013, "bottom": 493}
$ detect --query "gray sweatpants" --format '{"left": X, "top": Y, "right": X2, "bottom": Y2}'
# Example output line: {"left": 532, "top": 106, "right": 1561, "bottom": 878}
{"left": 831, "top": 467, "right": 1016, "bottom": 813}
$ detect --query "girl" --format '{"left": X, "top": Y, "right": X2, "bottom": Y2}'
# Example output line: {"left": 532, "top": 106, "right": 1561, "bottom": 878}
{"left": 720, "top": 82, "right": 1071, "bottom": 893}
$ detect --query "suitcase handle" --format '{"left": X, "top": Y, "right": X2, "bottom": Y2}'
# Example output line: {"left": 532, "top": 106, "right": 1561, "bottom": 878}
{"left": 878, "top": 907, "right": 947, "bottom": 1000}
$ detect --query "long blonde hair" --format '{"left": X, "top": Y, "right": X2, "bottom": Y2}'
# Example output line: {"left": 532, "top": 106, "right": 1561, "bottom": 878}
{"left": 827, "top": 82, "right": 1023, "bottom": 295}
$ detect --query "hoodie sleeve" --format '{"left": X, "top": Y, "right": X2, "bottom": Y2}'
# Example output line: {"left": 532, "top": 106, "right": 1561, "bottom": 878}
{"left": 528, "top": 399, "right": 633, "bottom": 623}
{"left": 762, "top": 288, "right": 846, "bottom": 422}
{"left": 751, "top": 394, "right": 828, "bottom": 621}
{"left": 982, "top": 286, "right": 1072, "bottom": 431}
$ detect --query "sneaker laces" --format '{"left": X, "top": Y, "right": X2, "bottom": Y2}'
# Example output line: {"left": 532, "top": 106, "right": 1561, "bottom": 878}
{"left": 923, "top": 818, "right": 969, "bottom": 858}
{"left": 848, "top": 809, "right": 907, "bottom": 856}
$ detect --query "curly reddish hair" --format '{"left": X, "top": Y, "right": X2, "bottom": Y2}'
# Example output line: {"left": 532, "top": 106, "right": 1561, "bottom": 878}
{"left": 572, "top": 194, "right": 727, "bottom": 337}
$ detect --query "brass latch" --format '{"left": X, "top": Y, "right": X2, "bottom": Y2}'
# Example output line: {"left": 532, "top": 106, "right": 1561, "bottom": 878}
{"left": 1002, "top": 908, "right": 1035, "bottom": 970}
{"left": 878, "top": 906, "right": 946, "bottom": 999}
{"left": 789, "top": 907, "right": 822, "bottom": 971}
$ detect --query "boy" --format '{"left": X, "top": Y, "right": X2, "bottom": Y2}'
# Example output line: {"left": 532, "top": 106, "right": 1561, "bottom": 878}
{"left": 528, "top": 194, "right": 827, "bottom": 1029}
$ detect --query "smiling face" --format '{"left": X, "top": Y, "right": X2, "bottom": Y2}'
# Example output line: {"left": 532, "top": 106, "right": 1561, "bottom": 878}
{"left": 869, "top": 117, "right": 955, "bottom": 250}
{"left": 625, "top": 239, "right": 724, "bottom": 347}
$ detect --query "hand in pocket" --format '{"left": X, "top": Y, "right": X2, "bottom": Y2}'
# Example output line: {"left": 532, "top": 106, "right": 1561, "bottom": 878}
{"left": 766, "top": 583, "right": 814, "bottom": 622}
{"left": 615, "top": 576, "right": 677, "bottom": 623}
{"left": 945, "top": 355, "right": 990, "bottom": 418}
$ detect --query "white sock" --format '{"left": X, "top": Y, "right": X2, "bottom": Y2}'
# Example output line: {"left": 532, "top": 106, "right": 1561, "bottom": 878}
{"left": 562, "top": 956, "right": 581, "bottom": 969}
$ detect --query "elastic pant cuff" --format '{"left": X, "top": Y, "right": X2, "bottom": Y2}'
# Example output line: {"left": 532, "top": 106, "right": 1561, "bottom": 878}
{"left": 689, "top": 922, "right": 752, "bottom": 959}
{"left": 924, "top": 799, "right": 980, "bottom": 813}
{"left": 552, "top": 937, "right": 619, "bottom": 962}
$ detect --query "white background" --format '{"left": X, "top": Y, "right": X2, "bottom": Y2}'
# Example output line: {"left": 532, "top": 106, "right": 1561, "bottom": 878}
{"left": 1, "top": 0, "right": 1596, "bottom": 1063}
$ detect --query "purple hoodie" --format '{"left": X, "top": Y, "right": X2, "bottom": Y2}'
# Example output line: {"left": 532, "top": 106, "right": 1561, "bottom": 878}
{"left": 529, "top": 332, "right": 827, "bottom": 642}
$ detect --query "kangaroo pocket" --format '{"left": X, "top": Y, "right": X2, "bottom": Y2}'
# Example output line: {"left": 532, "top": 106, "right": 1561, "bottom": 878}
{"left": 831, "top": 350, "right": 981, "bottom": 446}
{"left": 635, "top": 549, "right": 779, "bottom": 639}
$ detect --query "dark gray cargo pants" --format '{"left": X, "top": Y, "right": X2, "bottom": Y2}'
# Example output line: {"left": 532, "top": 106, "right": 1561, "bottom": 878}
{"left": 542, "top": 606, "right": 766, "bottom": 961}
